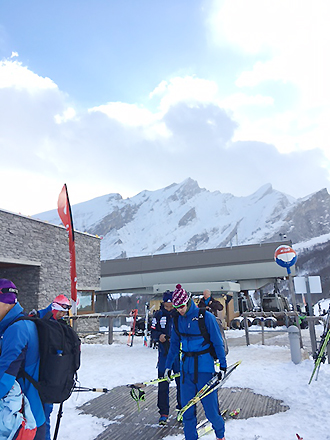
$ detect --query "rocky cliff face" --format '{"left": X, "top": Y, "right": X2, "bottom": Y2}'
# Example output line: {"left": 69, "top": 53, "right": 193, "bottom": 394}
{"left": 34, "top": 179, "right": 330, "bottom": 266}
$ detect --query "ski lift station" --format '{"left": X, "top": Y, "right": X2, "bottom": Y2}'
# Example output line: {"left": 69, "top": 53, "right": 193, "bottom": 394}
{"left": 98, "top": 241, "right": 296, "bottom": 325}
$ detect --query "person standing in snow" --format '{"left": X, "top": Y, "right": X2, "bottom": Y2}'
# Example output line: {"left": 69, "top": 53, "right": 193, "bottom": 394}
{"left": 0, "top": 278, "right": 46, "bottom": 439}
{"left": 164, "top": 284, "right": 227, "bottom": 440}
{"left": 198, "top": 289, "right": 224, "bottom": 318}
{"left": 151, "top": 290, "right": 181, "bottom": 425}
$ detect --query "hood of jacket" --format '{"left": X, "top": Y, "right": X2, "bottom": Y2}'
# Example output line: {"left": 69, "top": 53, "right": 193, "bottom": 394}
{"left": 0, "top": 303, "right": 24, "bottom": 336}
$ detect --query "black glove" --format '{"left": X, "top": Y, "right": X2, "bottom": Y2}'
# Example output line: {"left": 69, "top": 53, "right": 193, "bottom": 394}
{"left": 164, "top": 368, "right": 172, "bottom": 383}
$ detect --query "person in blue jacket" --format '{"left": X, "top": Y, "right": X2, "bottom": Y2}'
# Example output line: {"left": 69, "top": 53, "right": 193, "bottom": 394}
{"left": 164, "top": 284, "right": 227, "bottom": 440}
{"left": 151, "top": 290, "right": 181, "bottom": 425}
{"left": 0, "top": 278, "right": 46, "bottom": 439}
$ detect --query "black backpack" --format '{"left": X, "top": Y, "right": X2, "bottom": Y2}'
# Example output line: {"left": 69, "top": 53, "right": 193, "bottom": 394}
{"left": 16, "top": 315, "right": 81, "bottom": 404}
{"left": 173, "top": 308, "right": 218, "bottom": 359}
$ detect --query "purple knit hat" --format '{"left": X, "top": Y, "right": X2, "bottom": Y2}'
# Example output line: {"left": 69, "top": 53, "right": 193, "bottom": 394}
{"left": 172, "top": 284, "right": 189, "bottom": 307}
{"left": 0, "top": 279, "right": 18, "bottom": 305}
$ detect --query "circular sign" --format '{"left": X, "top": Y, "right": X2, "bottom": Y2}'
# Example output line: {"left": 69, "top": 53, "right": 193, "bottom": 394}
{"left": 274, "top": 245, "right": 297, "bottom": 273}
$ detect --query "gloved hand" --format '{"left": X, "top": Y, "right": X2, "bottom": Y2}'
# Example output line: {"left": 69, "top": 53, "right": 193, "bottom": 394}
{"left": 164, "top": 368, "right": 172, "bottom": 383}
{"left": 217, "top": 366, "right": 227, "bottom": 380}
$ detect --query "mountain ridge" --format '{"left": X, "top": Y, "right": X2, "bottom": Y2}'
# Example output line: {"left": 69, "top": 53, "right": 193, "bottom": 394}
{"left": 34, "top": 179, "right": 330, "bottom": 263}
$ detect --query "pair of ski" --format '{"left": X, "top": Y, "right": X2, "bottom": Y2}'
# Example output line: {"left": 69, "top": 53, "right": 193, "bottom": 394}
{"left": 127, "top": 360, "right": 241, "bottom": 420}
{"left": 309, "top": 306, "right": 330, "bottom": 384}
{"left": 197, "top": 408, "right": 240, "bottom": 438}
{"left": 176, "top": 361, "right": 241, "bottom": 422}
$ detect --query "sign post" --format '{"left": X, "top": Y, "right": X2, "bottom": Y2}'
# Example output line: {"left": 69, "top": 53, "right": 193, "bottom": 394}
{"left": 274, "top": 245, "right": 302, "bottom": 347}
{"left": 294, "top": 275, "right": 323, "bottom": 355}
{"left": 274, "top": 245, "right": 298, "bottom": 310}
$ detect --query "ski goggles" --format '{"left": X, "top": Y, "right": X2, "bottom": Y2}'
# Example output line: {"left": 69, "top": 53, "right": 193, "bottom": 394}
{"left": 173, "top": 303, "right": 187, "bottom": 310}
{"left": 52, "top": 302, "right": 72, "bottom": 311}
{"left": 0, "top": 287, "right": 19, "bottom": 295}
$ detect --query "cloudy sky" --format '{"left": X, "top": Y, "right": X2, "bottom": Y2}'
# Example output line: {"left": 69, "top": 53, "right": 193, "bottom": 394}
{"left": 1, "top": 0, "right": 330, "bottom": 215}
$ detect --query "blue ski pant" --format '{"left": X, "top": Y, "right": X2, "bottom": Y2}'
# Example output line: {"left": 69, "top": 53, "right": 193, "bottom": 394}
{"left": 158, "top": 354, "right": 181, "bottom": 415}
{"left": 43, "top": 403, "right": 53, "bottom": 440}
{"left": 181, "top": 372, "right": 225, "bottom": 440}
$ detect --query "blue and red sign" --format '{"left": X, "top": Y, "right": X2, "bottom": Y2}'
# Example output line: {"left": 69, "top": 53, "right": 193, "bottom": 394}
{"left": 274, "top": 245, "right": 297, "bottom": 274}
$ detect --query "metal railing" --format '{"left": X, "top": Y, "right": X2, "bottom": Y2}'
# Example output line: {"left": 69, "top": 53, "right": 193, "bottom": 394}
{"left": 69, "top": 312, "right": 142, "bottom": 344}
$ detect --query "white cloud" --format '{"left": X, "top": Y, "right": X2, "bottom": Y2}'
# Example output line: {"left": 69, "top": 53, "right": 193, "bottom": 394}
{"left": 220, "top": 92, "right": 274, "bottom": 110}
{"left": 207, "top": 0, "right": 330, "bottom": 161}
{"left": 210, "top": 0, "right": 330, "bottom": 107}
{"left": 0, "top": 57, "right": 329, "bottom": 215}
{"left": 150, "top": 76, "right": 219, "bottom": 112}
{"left": 55, "top": 107, "right": 77, "bottom": 124}
{"left": 89, "top": 102, "right": 155, "bottom": 127}
{"left": 0, "top": 59, "right": 57, "bottom": 91}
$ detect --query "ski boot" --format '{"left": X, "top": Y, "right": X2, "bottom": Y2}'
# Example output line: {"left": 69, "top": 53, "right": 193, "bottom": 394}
{"left": 159, "top": 415, "right": 168, "bottom": 426}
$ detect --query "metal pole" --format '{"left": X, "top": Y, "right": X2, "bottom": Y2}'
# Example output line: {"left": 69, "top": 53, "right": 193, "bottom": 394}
{"left": 244, "top": 316, "right": 250, "bottom": 346}
{"left": 308, "top": 317, "right": 317, "bottom": 355}
{"left": 108, "top": 316, "right": 113, "bottom": 345}
{"left": 305, "top": 276, "right": 314, "bottom": 316}
{"left": 288, "top": 274, "right": 303, "bottom": 348}
{"left": 261, "top": 318, "right": 265, "bottom": 345}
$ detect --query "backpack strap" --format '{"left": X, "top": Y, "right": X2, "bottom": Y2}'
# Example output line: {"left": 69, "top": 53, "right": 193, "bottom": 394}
{"left": 197, "top": 309, "right": 217, "bottom": 360}
{"left": 11, "top": 316, "right": 42, "bottom": 392}
{"left": 173, "top": 308, "right": 218, "bottom": 383}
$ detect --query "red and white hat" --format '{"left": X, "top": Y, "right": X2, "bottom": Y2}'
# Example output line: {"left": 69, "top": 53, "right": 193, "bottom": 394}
{"left": 172, "top": 284, "right": 190, "bottom": 307}
{"left": 52, "top": 294, "right": 71, "bottom": 311}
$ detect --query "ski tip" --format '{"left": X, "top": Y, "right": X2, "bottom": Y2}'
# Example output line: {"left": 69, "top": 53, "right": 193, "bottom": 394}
{"left": 296, "top": 434, "right": 303, "bottom": 440}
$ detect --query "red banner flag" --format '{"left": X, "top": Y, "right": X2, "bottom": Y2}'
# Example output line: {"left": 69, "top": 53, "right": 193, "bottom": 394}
{"left": 58, "top": 184, "right": 77, "bottom": 304}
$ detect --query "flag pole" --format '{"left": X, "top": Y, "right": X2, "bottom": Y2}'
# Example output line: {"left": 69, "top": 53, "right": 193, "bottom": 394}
{"left": 57, "top": 184, "right": 78, "bottom": 328}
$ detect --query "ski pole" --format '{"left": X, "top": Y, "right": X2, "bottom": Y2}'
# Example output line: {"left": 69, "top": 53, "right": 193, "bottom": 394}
{"left": 127, "top": 372, "right": 180, "bottom": 389}
{"left": 53, "top": 402, "right": 63, "bottom": 440}
{"left": 73, "top": 386, "right": 109, "bottom": 393}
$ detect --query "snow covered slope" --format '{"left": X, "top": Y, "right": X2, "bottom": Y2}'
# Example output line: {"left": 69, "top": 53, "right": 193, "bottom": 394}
{"left": 34, "top": 178, "right": 330, "bottom": 261}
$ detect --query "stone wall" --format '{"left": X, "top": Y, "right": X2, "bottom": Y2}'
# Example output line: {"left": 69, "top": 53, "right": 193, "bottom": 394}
{"left": 0, "top": 209, "right": 100, "bottom": 312}
{"left": 76, "top": 316, "right": 100, "bottom": 333}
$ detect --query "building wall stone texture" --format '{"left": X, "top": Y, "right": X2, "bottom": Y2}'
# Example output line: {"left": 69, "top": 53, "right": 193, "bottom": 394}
{"left": 0, "top": 209, "right": 100, "bottom": 313}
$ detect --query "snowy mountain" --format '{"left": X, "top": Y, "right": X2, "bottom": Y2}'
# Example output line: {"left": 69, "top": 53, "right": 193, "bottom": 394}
{"left": 34, "top": 178, "right": 330, "bottom": 263}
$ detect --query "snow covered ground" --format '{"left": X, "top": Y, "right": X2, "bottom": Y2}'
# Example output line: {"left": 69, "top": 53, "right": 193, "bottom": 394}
{"left": 51, "top": 330, "right": 330, "bottom": 440}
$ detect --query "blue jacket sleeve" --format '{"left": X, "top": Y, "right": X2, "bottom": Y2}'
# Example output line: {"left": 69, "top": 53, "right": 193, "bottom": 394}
{"left": 38, "top": 304, "right": 52, "bottom": 319}
{"left": 164, "top": 325, "right": 180, "bottom": 370}
{"left": 204, "top": 312, "right": 227, "bottom": 369}
{"left": 0, "top": 323, "right": 29, "bottom": 398}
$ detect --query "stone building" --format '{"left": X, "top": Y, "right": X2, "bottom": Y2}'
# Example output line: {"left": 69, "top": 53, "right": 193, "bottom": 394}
{"left": 0, "top": 208, "right": 100, "bottom": 313}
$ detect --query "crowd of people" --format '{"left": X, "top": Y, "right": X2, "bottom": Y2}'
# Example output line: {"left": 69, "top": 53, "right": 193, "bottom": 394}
{"left": 1, "top": 278, "right": 228, "bottom": 440}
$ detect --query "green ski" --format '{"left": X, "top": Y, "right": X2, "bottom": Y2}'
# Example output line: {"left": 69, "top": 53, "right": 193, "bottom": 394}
{"left": 309, "top": 307, "right": 330, "bottom": 384}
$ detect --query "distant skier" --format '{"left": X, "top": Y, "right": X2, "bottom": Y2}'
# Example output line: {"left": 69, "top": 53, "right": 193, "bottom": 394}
{"left": 151, "top": 290, "right": 181, "bottom": 425}
{"left": 164, "top": 284, "right": 227, "bottom": 440}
